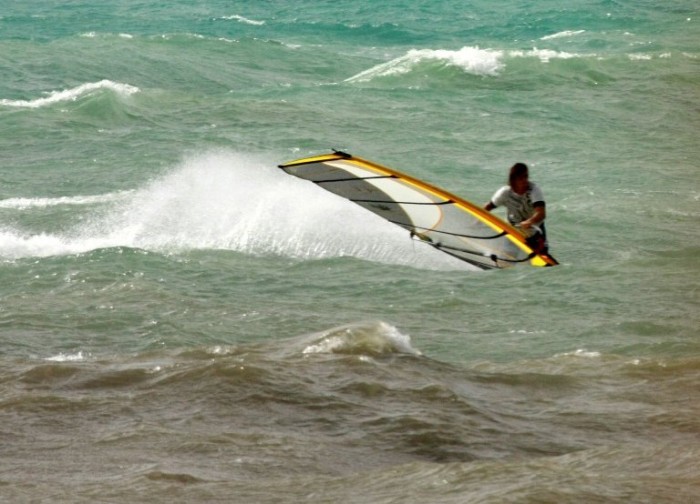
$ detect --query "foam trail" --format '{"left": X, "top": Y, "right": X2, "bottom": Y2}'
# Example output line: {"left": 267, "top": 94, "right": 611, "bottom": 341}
{"left": 0, "top": 151, "right": 465, "bottom": 270}
{"left": 0, "top": 191, "right": 133, "bottom": 210}
{"left": 0, "top": 80, "right": 139, "bottom": 109}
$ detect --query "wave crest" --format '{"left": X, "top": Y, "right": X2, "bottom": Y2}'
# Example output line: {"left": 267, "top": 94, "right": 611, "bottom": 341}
{"left": 0, "top": 80, "right": 139, "bottom": 109}
{"left": 345, "top": 46, "right": 505, "bottom": 82}
{"left": 302, "top": 321, "right": 422, "bottom": 357}
{"left": 344, "top": 45, "right": 596, "bottom": 84}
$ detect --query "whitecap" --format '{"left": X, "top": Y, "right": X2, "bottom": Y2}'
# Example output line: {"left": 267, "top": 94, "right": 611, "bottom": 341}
{"left": 45, "top": 351, "right": 87, "bottom": 362}
{"left": 628, "top": 53, "right": 653, "bottom": 61}
{"left": 217, "top": 14, "right": 265, "bottom": 26}
{"left": 0, "top": 229, "right": 114, "bottom": 260}
{"left": 556, "top": 349, "right": 602, "bottom": 358}
{"left": 345, "top": 46, "right": 504, "bottom": 82}
{"left": 302, "top": 321, "right": 422, "bottom": 357}
{"left": 0, "top": 80, "right": 140, "bottom": 109}
{"left": 540, "top": 30, "right": 586, "bottom": 40}
{"left": 509, "top": 48, "right": 580, "bottom": 63}
{"left": 0, "top": 190, "right": 133, "bottom": 210}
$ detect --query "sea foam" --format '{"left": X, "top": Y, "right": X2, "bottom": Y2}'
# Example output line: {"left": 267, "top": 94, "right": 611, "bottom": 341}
{"left": 0, "top": 191, "right": 133, "bottom": 210}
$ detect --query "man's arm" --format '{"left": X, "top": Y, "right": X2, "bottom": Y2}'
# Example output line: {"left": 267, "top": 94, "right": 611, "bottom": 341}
{"left": 520, "top": 203, "right": 546, "bottom": 230}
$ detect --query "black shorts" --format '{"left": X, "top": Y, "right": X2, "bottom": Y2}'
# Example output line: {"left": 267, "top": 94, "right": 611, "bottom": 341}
{"left": 525, "top": 222, "right": 548, "bottom": 254}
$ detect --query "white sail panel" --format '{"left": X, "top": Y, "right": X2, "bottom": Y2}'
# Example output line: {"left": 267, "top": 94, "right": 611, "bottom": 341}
{"left": 279, "top": 152, "right": 558, "bottom": 269}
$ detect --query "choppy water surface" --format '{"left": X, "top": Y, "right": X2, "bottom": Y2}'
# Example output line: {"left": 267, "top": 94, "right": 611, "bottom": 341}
{"left": 1, "top": 1, "right": 699, "bottom": 502}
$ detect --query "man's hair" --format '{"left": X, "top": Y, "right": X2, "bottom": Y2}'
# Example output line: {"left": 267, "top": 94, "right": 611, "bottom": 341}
{"left": 508, "top": 163, "right": 529, "bottom": 186}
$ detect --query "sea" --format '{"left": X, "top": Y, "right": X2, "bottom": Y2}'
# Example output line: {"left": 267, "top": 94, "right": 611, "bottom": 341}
{"left": 1, "top": 1, "right": 699, "bottom": 502}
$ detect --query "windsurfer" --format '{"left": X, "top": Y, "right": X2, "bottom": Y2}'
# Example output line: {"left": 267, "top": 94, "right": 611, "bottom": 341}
{"left": 484, "top": 163, "right": 549, "bottom": 254}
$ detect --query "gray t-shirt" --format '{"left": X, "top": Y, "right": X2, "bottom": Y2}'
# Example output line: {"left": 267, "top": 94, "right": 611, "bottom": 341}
{"left": 490, "top": 182, "right": 545, "bottom": 226}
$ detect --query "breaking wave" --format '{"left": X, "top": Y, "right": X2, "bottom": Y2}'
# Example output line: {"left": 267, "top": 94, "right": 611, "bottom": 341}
{"left": 0, "top": 80, "right": 139, "bottom": 109}
{"left": 345, "top": 46, "right": 506, "bottom": 82}
{"left": 343, "top": 45, "right": 596, "bottom": 83}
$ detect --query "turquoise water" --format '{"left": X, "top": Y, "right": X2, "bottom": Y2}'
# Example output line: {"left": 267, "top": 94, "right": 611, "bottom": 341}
{"left": 1, "top": 1, "right": 699, "bottom": 502}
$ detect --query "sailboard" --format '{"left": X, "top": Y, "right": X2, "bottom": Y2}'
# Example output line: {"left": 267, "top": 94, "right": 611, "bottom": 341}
{"left": 278, "top": 151, "right": 558, "bottom": 270}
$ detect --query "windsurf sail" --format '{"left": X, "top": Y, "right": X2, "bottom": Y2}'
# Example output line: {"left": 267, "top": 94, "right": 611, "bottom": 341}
{"left": 278, "top": 151, "right": 558, "bottom": 270}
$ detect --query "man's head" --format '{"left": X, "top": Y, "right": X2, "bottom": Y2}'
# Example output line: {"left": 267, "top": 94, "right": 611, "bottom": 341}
{"left": 509, "top": 162, "right": 529, "bottom": 194}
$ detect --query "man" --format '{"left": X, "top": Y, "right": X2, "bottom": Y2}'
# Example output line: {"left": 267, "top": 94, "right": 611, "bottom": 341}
{"left": 484, "top": 162, "right": 548, "bottom": 254}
